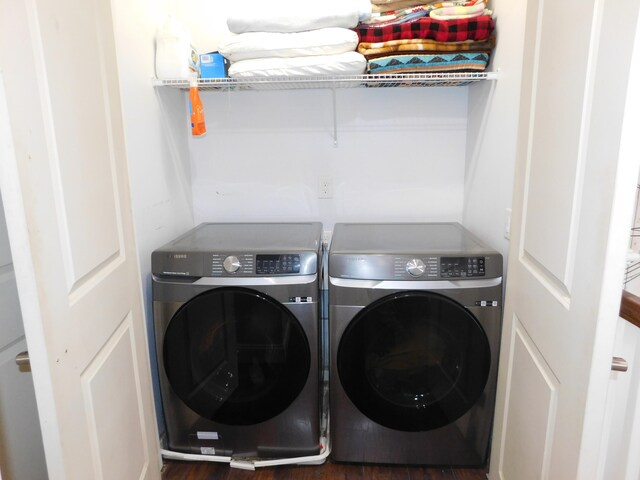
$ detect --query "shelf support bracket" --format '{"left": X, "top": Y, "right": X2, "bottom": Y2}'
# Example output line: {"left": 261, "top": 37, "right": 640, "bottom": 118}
{"left": 331, "top": 86, "right": 338, "bottom": 147}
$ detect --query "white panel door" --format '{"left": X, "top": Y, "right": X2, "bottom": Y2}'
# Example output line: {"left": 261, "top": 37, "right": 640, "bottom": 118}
{"left": 0, "top": 0, "right": 161, "bottom": 479}
{"left": 490, "top": 1, "right": 640, "bottom": 479}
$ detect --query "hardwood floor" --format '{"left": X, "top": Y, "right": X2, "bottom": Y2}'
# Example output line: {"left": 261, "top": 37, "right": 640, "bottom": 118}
{"left": 161, "top": 459, "right": 489, "bottom": 480}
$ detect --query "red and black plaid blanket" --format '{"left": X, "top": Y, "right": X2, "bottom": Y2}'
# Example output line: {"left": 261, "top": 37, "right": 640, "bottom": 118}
{"left": 356, "top": 15, "right": 495, "bottom": 43}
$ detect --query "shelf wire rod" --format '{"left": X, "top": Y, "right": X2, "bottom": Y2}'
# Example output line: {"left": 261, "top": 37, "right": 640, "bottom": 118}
{"left": 625, "top": 270, "right": 640, "bottom": 286}
{"left": 626, "top": 261, "right": 640, "bottom": 273}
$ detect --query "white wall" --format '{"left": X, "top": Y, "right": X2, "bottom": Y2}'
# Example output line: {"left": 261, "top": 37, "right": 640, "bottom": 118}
{"left": 175, "top": 0, "right": 230, "bottom": 53}
{"left": 463, "top": 0, "right": 527, "bottom": 261}
{"left": 110, "top": 0, "right": 195, "bottom": 434}
{"left": 111, "top": 0, "right": 195, "bottom": 283}
{"left": 189, "top": 87, "right": 468, "bottom": 230}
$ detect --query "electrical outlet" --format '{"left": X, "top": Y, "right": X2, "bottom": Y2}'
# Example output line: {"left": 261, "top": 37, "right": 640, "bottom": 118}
{"left": 318, "top": 177, "right": 333, "bottom": 199}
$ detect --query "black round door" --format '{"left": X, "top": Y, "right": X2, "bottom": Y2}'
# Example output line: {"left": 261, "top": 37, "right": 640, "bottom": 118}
{"left": 338, "top": 291, "right": 490, "bottom": 432}
{"left": 163, "top": 287, "right": 310, "bottom": 425}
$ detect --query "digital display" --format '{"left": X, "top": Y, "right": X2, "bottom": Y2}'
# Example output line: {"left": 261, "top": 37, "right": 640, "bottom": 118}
{"left": 256, "top": 254, "right": 301, "bottom": 274}
{"left": 440, "top": 256, "right": 485, "bottom": 278}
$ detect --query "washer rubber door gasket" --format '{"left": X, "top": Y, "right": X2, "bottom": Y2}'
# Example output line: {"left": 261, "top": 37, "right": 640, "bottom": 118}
{"left": 338, "top": 290, "right": 490, "bottom": 432}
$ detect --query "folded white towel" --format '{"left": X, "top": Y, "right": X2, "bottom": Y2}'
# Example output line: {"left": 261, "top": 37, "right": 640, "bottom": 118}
{"left": 228, "top": 51, "right": 367, "bottom": 77}
{"left": 219, "top": 28, "right": 359, "bottom": 62}
{"left": 227, "top": 0, "right": 365, "bottom": 33}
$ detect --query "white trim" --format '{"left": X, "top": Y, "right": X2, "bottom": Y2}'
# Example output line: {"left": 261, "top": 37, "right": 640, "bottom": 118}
{"left": 160, "top": 434, "right": 330, "bottom": 470}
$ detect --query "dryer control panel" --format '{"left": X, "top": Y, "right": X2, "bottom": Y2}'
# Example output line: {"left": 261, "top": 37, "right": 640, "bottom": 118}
{"left": 151, "top": 251, "right": 317, "bottom": 277}
{"left": 440, "top": 256, "right": 485, "bottom": 278}
{"left": 256, "top": 254, "right": 301, "bottom": 274}
{"left": 330, "top": 253, "right": 501, "bottom": 280}
{"left": 210, "top": 252, "right": 317, "bottom": 276}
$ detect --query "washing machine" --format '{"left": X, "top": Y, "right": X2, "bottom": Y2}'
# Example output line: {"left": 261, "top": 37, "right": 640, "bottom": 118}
{"left": 152, "top": 222, "right": 323, "bottom": 458}
{"left": 329, "top": 222, "right": 503, "bottom": 466}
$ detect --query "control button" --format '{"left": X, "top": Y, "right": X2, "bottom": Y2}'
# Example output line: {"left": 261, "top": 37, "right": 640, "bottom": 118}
{"left": 406, "top": 258, "right": 426, "bottom": 277}
{"left": 223, "top": 255, "right": 241, "bottom": 273}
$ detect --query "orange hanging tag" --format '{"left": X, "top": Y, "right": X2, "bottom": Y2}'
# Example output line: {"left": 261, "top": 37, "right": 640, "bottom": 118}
{"left": 189, "top": 73, "right": 206, "bottom": 136}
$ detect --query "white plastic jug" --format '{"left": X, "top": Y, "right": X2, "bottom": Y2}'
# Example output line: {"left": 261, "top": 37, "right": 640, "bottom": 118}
{"left": 155, "top": 16, "right": 197, "bottom": 79}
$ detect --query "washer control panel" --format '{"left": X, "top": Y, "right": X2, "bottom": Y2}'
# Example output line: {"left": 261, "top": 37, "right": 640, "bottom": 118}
{"left": 153, "top": 250, "right": 317, "bottom": 277}
{"left": 209, "top": 252, "right": 315, "bottom": 276}
{"left": 440, "top": 256, "right": 485, "bottom": 278}
{"left": 256, "top": 254, "right": 301, "bottom": 274}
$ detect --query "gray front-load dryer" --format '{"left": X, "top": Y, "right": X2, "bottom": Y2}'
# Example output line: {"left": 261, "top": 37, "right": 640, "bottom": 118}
{"left": 152, "top": 222, "right": 322, "bottom": 458}
{"left": 329, "top": 222, "right": 503, "bottom": 466}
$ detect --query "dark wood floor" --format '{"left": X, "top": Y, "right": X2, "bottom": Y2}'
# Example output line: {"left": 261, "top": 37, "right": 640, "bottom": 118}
{"left": 161, "top": 459, "right": 488, "bottom": 480}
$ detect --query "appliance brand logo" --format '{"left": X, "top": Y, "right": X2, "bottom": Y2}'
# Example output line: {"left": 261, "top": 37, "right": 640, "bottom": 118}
{"left": 172, "top": 254, "right": 188, "bottom": 259}
{"left": 345, "top": 256, "right": 366, "bottom": 262}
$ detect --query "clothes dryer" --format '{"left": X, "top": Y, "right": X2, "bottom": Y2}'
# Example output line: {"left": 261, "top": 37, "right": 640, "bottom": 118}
{"left": 329, "top": 222, "right": 502, "bottom": 465}
{"left": 153, "top": 222, "right": 322, "bottom": 458}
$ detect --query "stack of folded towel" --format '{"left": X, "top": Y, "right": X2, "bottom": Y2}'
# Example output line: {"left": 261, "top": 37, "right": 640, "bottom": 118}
{"left": 219, "top": 0, "right": 371, "bottom": 78}
{"left": 356, "top": 0, "right": 496, "bottom": 74}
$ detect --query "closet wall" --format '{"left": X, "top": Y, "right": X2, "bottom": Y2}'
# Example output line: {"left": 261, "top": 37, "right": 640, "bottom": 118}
{"left": 111, "top": 0, "right": 194, "bottom": 276}
{"left": 111, "top": 0, "right": 194, "bottom": 428}
{"left": 189, "top": 87, "right": 468, "bottom": 226}
{"left": 464, "top": 0, "right": 526, "bottom": 258}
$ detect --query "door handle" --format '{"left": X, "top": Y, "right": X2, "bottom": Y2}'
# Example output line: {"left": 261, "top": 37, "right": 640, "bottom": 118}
{"left": 15, "top": 351, "right": 31, "bottom": 372}
{"left": 611, "top": 356, "right": 628, "bottom": 372}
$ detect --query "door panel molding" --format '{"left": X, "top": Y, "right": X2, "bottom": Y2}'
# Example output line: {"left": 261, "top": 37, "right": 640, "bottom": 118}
{"left": 519, "top": 0, "right": 595, "bottom": 294}
{"left": 520, "top": 252, "right": 571, "bottom": 308}
{"left": 68, "top": 252, "right": 124, "bottom": 304}
{"left": 500, "top": 317, "right": 558, "bottom": 480}
{"left": 81, "top": 314, "right": 149, "bottom": 480}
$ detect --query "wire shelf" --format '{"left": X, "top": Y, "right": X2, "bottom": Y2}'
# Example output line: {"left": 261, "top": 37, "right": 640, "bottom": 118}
{"left": 626, "top": 261, "right": 640, "bottom": 285}
{"left": 153, "top": 72, "right": 498, "bottom": 91}
{"left": 625, "top": 183, "right": 640, "bottom": 288}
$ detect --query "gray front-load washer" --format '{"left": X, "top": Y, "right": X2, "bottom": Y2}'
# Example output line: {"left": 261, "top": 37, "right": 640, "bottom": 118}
{"left": 152, "top": 222, "right": 322, "bottom": 458}
{"left": 329, "top": 222, "right": 503, "bottom": 465}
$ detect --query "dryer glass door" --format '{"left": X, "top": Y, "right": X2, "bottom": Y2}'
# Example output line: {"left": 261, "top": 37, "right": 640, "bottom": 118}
{"left": 163, "top": 287, "right": 310, "bottom": 425}
{"left": 338, "top": 291, "right": 490, "bottom": 431}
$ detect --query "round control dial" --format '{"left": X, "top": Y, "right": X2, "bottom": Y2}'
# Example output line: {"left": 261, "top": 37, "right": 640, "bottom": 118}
{"left": 406, "top": 258, "right": 426, "bottom": 277}
{"left": 223, "top": 255, "right": 241, "bottom": 273}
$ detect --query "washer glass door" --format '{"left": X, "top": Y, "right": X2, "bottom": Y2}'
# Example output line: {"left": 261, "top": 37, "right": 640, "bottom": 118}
{"left": 163, "top": 287, "right": 310, "bottom": 425}
{"left": 338, "top": 291, "right": 490, "bottom": 431}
